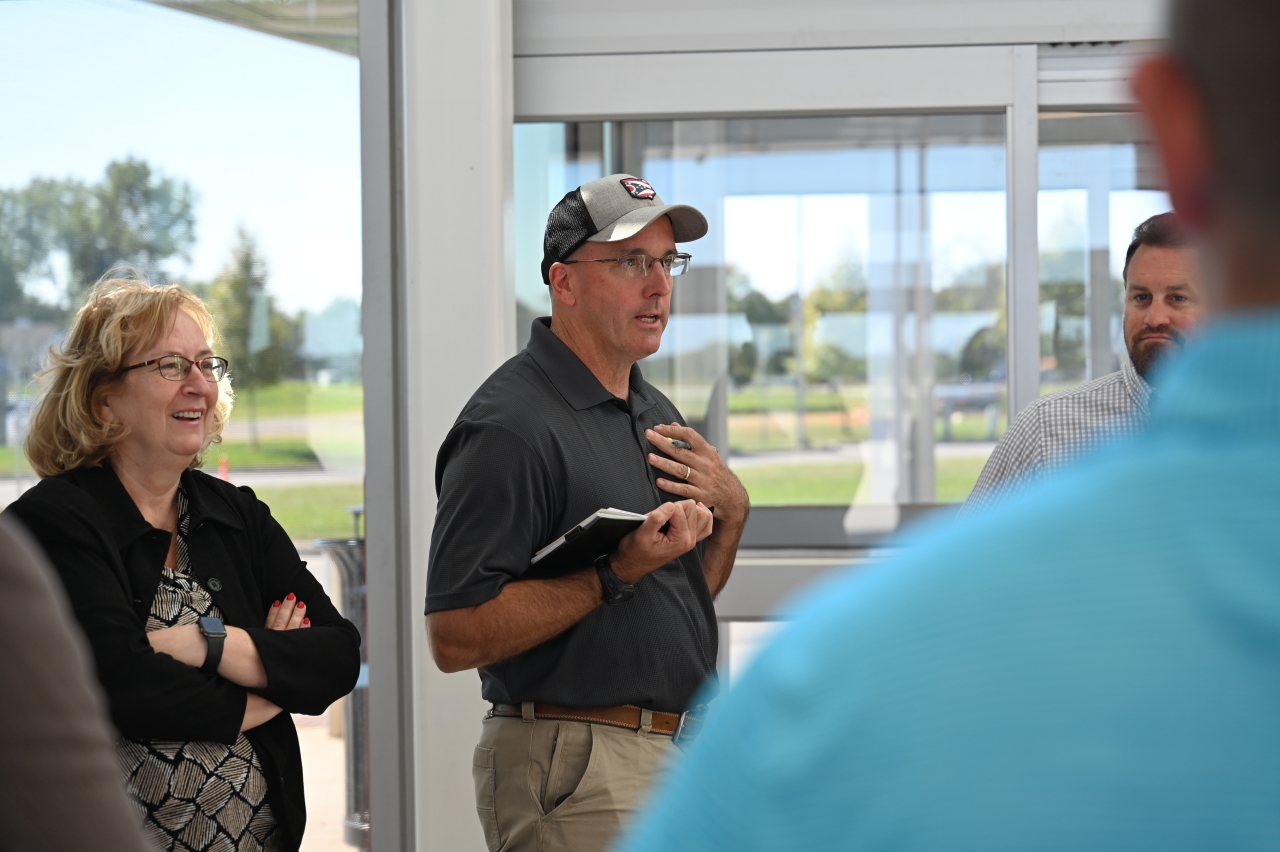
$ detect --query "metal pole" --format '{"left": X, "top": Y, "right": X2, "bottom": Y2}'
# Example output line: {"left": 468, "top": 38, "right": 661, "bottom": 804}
{"left": 1006, "top": 44, "right": 1042, "bottom": 419}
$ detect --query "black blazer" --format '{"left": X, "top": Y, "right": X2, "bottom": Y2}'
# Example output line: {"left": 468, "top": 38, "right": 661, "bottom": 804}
{"left": 4, "top": 462, "right": 361, "bottom": 850}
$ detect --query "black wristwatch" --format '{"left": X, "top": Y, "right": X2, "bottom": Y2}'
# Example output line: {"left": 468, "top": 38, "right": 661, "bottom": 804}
{"left": 594, "top": 553, "right": 636, "bottom": 605}
{"left": 198, "top": 616, "right": 227, "bottom": 675}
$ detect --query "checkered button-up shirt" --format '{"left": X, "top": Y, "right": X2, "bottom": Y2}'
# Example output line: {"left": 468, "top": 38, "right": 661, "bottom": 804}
{"left": 964, "top": 357, "right": 1151, "bottom": 515}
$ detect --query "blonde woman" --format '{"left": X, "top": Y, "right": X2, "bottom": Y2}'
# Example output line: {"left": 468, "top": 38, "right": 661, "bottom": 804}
{"left": 5, "top": 274, "right": 360, "bottom": 852}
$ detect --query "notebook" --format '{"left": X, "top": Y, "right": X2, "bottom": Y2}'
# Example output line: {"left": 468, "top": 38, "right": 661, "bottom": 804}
{"left": 530, "top": 508, "right": 648, "bottom": 575}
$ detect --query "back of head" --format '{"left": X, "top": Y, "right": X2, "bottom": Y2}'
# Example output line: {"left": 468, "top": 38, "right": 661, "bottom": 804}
{"left": 1172, "top": 0, "right": 1280, "bottom": 224}
{"left": 25, "top": 267, "right": 232, "bottom": 478}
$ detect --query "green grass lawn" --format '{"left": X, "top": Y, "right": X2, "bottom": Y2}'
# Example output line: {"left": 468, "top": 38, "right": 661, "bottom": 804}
{"left": 228, "top": 380, "right": 364, "bottom": 418}
{"left": 735, "top": 461, "right": 864, "bottom": 505}
{"left": 936, "top": 455, "right": 987, "bottom": 503}
{"left": 251, "top": 483, "right": 365, "bottom": 542}
{"left": 0, "top": 445, "right": 30, "bottom": 475}
{"left": 727, "top": 384, "right": 852, "bottom": 414}
{"left": 728, "top": 415, "right": 870, "bottom": 453}
{"left": 3, "top": 438, "right": 329, "bottom": 476}
{"left": 734, "top": 455, "right": 986, "bottom": 506}
{"left": 936, "top": 409, "right": 1008, "bottom": 442}
{"left": 306, "top": 382, "right": 364, "bottom": 416}
{"left": 206, "top": 438, "right": 320, "bottom": 471}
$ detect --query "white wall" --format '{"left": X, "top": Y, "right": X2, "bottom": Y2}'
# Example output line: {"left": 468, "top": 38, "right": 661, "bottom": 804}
{"left": 513, "top": 0, "right": 1165, "bottom": 56}
{"left": 515, "top": 45, "right": 1016, "bottom": 122}
{"left": 399, "top": 1, "right": 514, "bottom": 850}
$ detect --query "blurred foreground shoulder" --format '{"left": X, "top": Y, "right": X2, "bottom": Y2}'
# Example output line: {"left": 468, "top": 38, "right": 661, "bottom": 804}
{"left": 0, "top": 515, "right": 151, "bottom": 851}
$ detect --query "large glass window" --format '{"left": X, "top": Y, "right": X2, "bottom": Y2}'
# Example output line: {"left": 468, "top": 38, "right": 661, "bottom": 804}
{"left": 1, "top": 3, "right": 367, "bottom": 849}
{"left": 1039, "top": 111, "right": 1169, "bottom": 393}
{"left": 516, "top": 116, "right": 1007, "bottom": 523}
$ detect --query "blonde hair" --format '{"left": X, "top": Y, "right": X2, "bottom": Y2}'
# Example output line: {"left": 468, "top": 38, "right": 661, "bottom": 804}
{"left": 25, "top": 272, "right": 234, "bottom": 478}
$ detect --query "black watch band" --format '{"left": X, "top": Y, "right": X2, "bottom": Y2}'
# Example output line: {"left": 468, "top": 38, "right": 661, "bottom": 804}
{"left": 198, "top": 616, "right": 227, "bottom": 675}
{"left": 594, "top": 553, "right": 636, "bottom": 605}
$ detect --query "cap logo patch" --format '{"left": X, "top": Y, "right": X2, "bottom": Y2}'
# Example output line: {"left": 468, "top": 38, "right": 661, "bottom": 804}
{"left": 620, "top": 178, "right": 656, "bottom": 200}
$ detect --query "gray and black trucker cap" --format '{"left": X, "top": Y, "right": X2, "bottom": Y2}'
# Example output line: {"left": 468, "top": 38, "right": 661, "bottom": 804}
{"left": 541, "top": 174, "right": 709, "bottom": 284}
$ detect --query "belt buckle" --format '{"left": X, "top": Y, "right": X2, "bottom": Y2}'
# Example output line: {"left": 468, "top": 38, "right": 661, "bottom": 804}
{"left": 672, "top": 703, "right": 708, "bottom": 752}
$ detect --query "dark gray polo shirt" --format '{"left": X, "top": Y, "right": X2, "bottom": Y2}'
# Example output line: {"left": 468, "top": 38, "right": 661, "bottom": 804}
{"left": 425, "top": 317, "right": 718, "bottom": 713}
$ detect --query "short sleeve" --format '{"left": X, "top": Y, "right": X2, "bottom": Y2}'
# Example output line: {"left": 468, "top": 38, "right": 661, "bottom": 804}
{"left": 425, "top": 420, "right": 557, "bottom": 613}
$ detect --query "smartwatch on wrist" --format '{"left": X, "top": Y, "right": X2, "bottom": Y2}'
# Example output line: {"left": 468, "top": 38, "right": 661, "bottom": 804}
{"left": 594, "top": 553, "right": 636, "bottom": 605}
{"left": 198, "top": 616, "right": 227, "bottom": 675}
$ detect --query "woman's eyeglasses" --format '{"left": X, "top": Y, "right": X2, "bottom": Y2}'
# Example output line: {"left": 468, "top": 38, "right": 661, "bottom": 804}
{"left": 121, "top": 354, "right": 230, "bottom": 382}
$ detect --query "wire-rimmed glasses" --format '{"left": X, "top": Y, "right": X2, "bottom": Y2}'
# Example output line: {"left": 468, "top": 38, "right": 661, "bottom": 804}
{"left": 561, "top": 252, "right": 692, "bottom": 279}
{"left": 121, "top": 354, "right": 230, "bottom": 382}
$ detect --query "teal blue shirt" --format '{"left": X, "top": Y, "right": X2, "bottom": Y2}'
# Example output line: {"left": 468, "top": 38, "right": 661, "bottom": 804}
{"left": 617, "top": 314, "right": 1280, "bottom": 851}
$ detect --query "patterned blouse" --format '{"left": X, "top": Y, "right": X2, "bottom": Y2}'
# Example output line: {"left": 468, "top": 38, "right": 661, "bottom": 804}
{"left": 118, "top": 488, "right": 282, "bottom": 852}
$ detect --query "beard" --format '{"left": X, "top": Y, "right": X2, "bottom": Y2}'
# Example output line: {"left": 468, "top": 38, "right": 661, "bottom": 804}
{"left": 1127, "top": 326, "right": 1185, "bottom": 378}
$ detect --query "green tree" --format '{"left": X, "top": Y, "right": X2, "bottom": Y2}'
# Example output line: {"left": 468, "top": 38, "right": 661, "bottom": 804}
{"left": 0, "top": 159, "right": 195, "bottom": 315}
{"left": 935, "top": 262, "right": 1008, "bottom": 381}
{"left": 802, "top": 259, "right": 868, "bottom": 382}
{"left": 934, "top": 261, "right": 1005, "bottom": 312}
{"left": 1038, "top": 251, "right": 1089, "bottom": 378}
{"left": 807, "top": 259, "right": 869, "bottom": 311}
{"left": 960, "top": 325, "right": 1006, "bottom": 380}
{"left": 207, "top": 231, "right": 301, "bottom": 448}
{"left": 58, "top": 159, "right": 195, "bottom": 301}
{"left": 726, "top": 266, "right": 793, "bottom": 383}
{"left": 0, "top": 180, "right": 67, "bottom": 320}
{"left": 809, "top": 344, "right": 867, "bottom": 383}
{"left": 728, "top": 288, "right": 791, "bottom": 324}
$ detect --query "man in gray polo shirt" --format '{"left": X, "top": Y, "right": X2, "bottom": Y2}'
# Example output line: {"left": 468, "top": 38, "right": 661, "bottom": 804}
{"left": 426, "top": 175, "right": 750, "bottom": 852}
{"left": 965, "top": 212, "right": 1204, "bottom": 513}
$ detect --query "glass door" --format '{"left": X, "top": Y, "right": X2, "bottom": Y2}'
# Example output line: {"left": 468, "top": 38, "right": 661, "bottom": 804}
{"left": 1038, "top": 111, "right": 1169, "bottom": 394}
{"left": 516, "top": 115, "right": 1007, "bottom": 536}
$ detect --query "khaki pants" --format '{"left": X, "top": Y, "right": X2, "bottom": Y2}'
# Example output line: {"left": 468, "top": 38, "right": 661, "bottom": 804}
{"left": 472, "top": 708, "right": 675, "bottom": 852}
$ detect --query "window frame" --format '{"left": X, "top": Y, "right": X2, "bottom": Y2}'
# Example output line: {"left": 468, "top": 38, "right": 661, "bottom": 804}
{"left": 361, "top": 25, "right": 1155, "bottom": 848}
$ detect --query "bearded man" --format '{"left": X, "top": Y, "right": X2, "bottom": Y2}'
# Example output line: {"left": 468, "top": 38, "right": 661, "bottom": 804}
{"left": 965, "top": 212, "right": 1202, "bottom": 512}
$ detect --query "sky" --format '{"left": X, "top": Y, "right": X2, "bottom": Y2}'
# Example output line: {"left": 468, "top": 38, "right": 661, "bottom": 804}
{"left": 0, "top": 0, "right": 362, "bottom": 315}
{"left": 512, "top": 123, "right": 1168, "bottom": 317}
{"left": 2, "top": 9, "right": 1162, "bottom": 322}
{"left": 724, "top": 195, "right": 868, "bottom": 300}
{"left": 723, "top": 192, "right": 1009, "bottom": 301}
{"left": 722, "top": 189, "right": 1166, "bottom": 303}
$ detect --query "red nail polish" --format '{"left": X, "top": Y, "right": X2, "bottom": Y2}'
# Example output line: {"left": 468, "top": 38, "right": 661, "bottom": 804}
{"left": 303, "top": 617, "right": 310, "bottom": 626}
{"left": 286, "top": 593, "right": 295, "bottom": 601}
{"left": 272, "top": 600, "right": 280, "bottom": 607}
{"left": 297, "top": 602, "right": 305, "bottom": 609}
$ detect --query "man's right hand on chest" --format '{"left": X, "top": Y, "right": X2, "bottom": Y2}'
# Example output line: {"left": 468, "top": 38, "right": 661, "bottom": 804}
{"left": 611, "top": 499, "right": 713, "bottom": 585}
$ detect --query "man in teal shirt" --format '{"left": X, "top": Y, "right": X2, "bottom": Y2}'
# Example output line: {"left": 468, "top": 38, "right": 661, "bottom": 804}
{"left": 616, "top": 0, "right": 1280, "bottom": 848}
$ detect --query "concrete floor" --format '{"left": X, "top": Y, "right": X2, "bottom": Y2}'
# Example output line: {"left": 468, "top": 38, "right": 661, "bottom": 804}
{"left": 297, "top": 711, "right": 356, "bottom": 852}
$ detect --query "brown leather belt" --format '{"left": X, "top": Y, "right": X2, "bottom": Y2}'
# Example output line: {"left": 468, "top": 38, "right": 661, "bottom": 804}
{"left": 489, "top": 702, "right": 681, "bottom": 736}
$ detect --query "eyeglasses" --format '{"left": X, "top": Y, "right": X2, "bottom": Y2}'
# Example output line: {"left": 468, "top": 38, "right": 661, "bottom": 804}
{"left": 121, "top": 354, "right": 230, "bottom": 382}
{"left": 561, "top": 252, "right": 692, "bottom": 279}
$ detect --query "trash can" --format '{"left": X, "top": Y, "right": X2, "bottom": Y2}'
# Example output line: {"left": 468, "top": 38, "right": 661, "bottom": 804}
{"left": 317, "top": 514, "right": 369, "bottom": 850}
